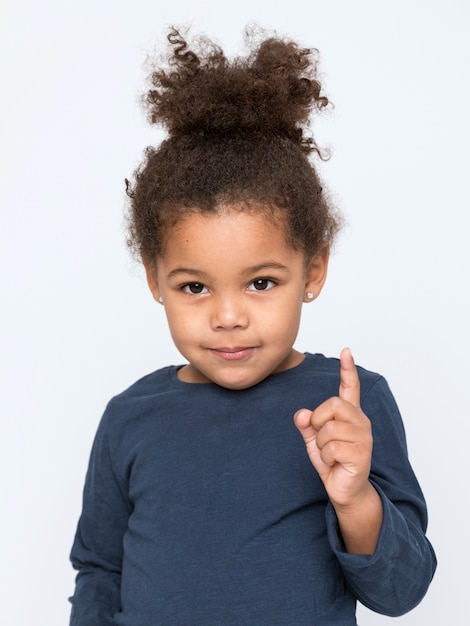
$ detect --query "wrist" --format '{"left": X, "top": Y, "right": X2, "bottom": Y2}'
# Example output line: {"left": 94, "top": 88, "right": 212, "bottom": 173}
{"left": 333, "top": 483, "right": 383, "bottom": 555}
{"left": 332, "top": 481, "right": 378, "bottom": 515}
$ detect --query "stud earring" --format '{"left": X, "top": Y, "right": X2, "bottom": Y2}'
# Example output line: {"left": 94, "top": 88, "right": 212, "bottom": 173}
{"left": 306, "top": 292, "right": 315, "bottom": 300}
{"left": 158, "top": 296, "right": 163, "bottom": 304}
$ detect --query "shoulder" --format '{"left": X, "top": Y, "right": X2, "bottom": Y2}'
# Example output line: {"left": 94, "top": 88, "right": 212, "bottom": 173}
{"left": 111, "top": 365, "right": 177, "bottom": 402}
{"left": 301, "top": 352, "right": 383, "bottom": 392}
{"left": 98, "top": 365, "right": 182, "bottom": 429}
{"left": 302, "top": 353, "right": 401, "bottom": 425}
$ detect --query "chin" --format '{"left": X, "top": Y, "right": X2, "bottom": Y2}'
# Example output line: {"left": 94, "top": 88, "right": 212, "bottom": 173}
{"left": 211, "top": 370, "right": 267, "bottom": 391}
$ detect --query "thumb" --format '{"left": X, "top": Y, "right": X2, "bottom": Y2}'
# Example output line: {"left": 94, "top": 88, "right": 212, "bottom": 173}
{"left": 339, "top": 347, "right": 361, "bottom": 408}
{"left": 293, "top": 409, "right": 317, "bottom": 446}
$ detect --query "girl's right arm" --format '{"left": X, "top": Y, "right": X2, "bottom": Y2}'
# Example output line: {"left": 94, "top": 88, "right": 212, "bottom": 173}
{"left": 69, "top": 414, "right": 132, "bottom": 625}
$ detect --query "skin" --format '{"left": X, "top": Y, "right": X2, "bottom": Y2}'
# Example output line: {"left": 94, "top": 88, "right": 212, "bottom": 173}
{"left": 294, "top": 348, "right": 383, "bottom": 555}
{"left": 144, "top": 205, "right": 382, "bottom": 555}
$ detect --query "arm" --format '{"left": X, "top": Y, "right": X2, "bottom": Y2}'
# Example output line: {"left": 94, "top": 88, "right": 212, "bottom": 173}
{"left": 295, "top": 348, "right": 381, "bottom": 554}
{"left": 69, "top": 411, "right": 132, "bottom": 625}
{"left": 295, "top": 349, "right": 436, "bottom": 615}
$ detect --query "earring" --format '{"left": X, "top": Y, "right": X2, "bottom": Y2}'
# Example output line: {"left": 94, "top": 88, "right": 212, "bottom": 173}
{"left": 158, "top": 296, "right": 163, "bottom": 304}
{"left": 306, "top": 292, "right": 315, "bottom": 300}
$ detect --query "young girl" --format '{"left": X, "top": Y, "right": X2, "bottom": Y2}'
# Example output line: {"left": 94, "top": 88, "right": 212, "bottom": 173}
{"left": 69, "top": 28, "right": 436, "bottom": 625}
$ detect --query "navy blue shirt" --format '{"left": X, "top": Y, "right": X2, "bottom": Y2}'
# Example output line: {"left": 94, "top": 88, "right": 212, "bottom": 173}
{"left": 69, "top": 353, "right": 436, "bottom": 625}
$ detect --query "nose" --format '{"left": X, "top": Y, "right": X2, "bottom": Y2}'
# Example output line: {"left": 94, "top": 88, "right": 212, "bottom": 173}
{"left": 210, "top": 293, "right": 249, "bottom": 331}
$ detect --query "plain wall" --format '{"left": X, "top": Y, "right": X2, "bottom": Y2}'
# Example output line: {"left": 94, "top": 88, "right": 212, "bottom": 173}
{"left": 1, "top": 0, "right": 469, "bottom": 623}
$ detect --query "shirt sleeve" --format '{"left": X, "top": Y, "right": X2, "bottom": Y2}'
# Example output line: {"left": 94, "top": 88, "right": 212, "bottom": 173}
{"left": 69, "top": 409, "right": 132, "bottom": 625}
{"left": 325, "top": 375, "right": 437, "bottom": 616}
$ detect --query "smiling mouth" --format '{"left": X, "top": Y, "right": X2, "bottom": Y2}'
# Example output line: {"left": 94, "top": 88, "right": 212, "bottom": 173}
{"left": 209, "top": 347, "right": 255, "bottom": 361}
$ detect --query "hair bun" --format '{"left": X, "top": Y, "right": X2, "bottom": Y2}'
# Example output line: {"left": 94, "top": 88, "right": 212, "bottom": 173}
{"left": 144, "top": 27, "right": 328, "bottom": 152}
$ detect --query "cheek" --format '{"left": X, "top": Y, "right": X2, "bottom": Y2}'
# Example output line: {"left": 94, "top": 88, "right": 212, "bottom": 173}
{"left": 165, "top": 305, "right": 201, "bottom": 338}
{"left": 260, "top": 300, "right": 303, "bottom": 333}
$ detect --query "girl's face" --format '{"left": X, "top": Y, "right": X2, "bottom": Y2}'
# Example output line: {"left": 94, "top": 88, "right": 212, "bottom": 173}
{"left": 144, "top": 206, "right": 329, "bottom": 390}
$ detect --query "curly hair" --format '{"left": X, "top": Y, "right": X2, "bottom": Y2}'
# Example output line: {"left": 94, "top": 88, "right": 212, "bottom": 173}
{"left": 126, "top": 27, "right": 342, "bottom": 262}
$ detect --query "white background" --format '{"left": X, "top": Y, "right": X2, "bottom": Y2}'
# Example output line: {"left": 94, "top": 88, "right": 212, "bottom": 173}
{"left": 1, "top": 1, "right": 469, "bottom": 624}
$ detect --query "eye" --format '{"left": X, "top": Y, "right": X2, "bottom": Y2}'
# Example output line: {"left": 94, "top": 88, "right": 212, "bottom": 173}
{"left": 248, "top": 278, "right": 276, "bottom": 291}
{"left": 182, "top": 282, "right": 207, "bottom": 295}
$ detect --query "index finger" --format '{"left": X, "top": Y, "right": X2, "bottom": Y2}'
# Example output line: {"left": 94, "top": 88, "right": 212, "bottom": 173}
{"left": 339, "top": 347, "right": 361, "bottom": 408}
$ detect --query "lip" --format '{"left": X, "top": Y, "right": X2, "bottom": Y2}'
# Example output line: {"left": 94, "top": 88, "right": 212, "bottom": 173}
{"left": 209, "top": 347, "right": 255, "bottom": 361}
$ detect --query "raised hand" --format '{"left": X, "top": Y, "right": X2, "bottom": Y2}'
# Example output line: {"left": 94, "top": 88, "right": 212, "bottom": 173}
{"left": 294, "top": 348, "right": 382, "bottom": 553}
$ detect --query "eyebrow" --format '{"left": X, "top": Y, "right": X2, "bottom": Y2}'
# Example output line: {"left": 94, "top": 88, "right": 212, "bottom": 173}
{"left": 241, "top": 262, "right": 290, "bottom": 276}
{"left": 167, "top": 262, "right": 290, "bottom": 280}
{"left": 167, "top": 268, "right": 209, "bottom": 279}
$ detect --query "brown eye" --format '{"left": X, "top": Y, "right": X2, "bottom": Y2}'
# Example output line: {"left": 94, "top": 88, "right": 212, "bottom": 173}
{"left": 183, "top": 283, "right": 207, "bottom": 294}
{"left": 249, "top": 279, "right": 275, "bottom": 291}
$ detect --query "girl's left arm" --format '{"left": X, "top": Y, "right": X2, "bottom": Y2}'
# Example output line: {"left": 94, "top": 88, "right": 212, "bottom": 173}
{"left": 295, "top": 351, "right": 437, "bottom": 616}
{"left": 337, "top": 374, "right": 436, "bottom": 616}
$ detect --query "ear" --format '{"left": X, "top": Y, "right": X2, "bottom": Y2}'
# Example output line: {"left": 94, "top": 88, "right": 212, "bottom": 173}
{"left": 143, "top": 258, "right": 163, "bottom": 304}
{"left": 303, "top": 247, "right": 330, "bottom": 303}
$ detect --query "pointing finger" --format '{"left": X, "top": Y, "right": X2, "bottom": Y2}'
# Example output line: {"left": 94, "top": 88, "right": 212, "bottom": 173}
{"left": 339, "top": 347, "right": 361, "bottom": 408}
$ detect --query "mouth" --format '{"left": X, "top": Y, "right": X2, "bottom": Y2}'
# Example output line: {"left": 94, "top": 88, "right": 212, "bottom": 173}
{"left": 209, "top": 347, "right": 255, "bottom": 361}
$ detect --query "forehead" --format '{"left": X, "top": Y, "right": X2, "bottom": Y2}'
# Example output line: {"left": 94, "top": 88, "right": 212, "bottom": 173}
{"left": 159, "top": 206, "right": 302, "bottom": 269}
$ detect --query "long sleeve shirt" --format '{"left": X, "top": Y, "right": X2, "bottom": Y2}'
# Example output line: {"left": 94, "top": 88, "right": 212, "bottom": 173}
{"left": 69, "top": 353, "right": 436, "bottom": 625}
